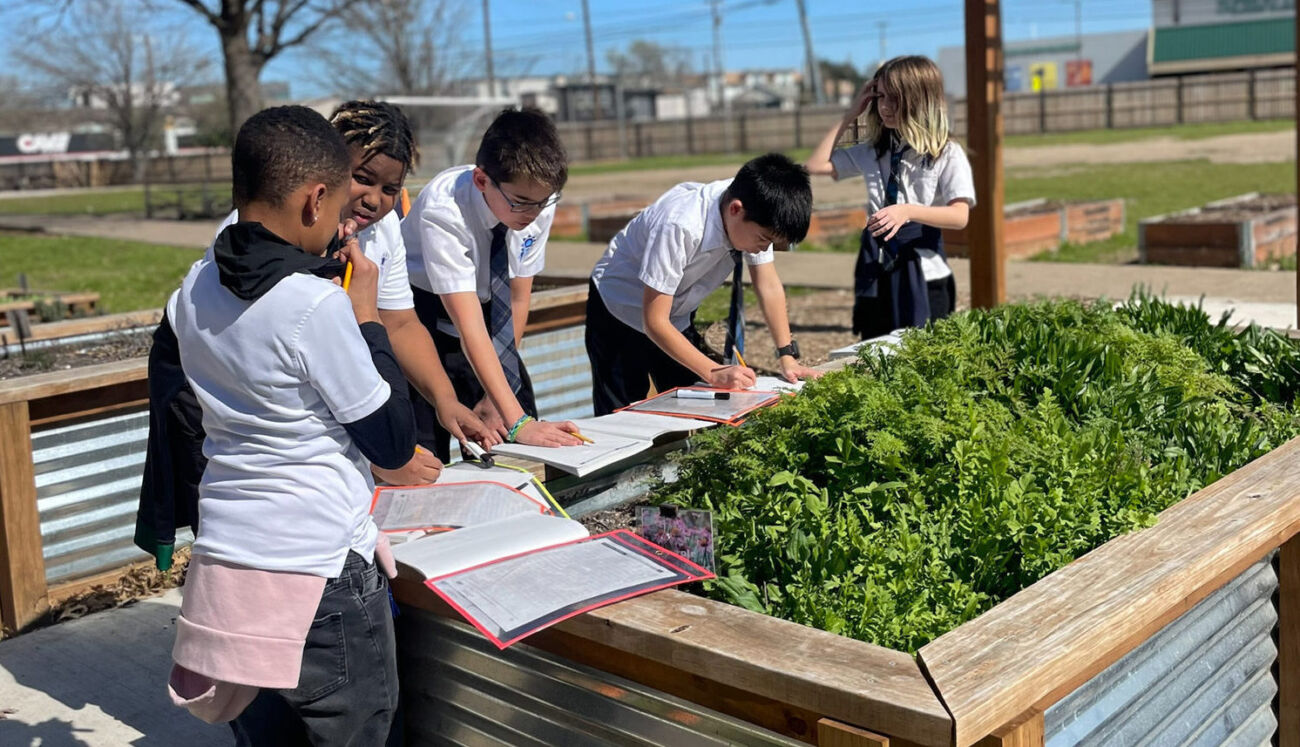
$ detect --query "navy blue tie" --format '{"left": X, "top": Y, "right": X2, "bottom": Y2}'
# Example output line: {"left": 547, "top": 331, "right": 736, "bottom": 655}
{"left": 879, "top": 146, "right": 904, "bottom": 272}
{"left": 487, "top": 223, "right": 523, "bottom": 392}
{"left": 723, "top": 249, "right": 745, "bottom": 365}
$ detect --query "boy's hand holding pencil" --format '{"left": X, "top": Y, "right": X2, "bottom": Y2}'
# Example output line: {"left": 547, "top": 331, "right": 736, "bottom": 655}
{"left": 335, "top": 239, "right": 380, "bottom": 325}
{"left": 707, "top": 364, "right": 756, "bottom": 390}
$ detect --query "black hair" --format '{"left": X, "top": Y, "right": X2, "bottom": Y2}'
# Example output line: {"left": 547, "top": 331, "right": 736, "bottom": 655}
{"left": 231, "top": 106, "right": 351, "bottom": 209}
{"left": 475, "top": 107, "right": 568, "bottom": 192}
{"left": 329, "top": 100, "right": 420, "bottom": 175}
{"left": 725, "top": 153, "right": 812, "bottom": 244}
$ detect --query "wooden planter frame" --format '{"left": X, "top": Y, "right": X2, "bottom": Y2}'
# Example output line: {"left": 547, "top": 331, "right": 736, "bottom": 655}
{"left": 1139, "top": 192, "right": 1298, "bottom": 268}
{"left": 394, "top": 435, "right": 1300, "bottom": 747}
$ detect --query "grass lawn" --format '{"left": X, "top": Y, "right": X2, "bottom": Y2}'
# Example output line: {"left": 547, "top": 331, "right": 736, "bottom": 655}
{"left": 0, "top": 234, "right": 200, "bottom": 313}
{"left": 797, "top": 158, "right": 1297, "bottom": 263}
{"left": 1003, "top": 118, "right": 1293, "bottom": 149}
{"left": 1017, "top": 159, "right": 1296, "bottom": 263}
{"left": 0, "top": 184, "right": 229, "bottom": 218}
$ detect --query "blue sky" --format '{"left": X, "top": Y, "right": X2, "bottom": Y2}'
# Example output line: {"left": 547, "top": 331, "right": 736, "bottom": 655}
{"left": 10, "top": 0, "right": 1156, "bottom": 99}
{"left": 281, "top": 0, "right": 1154, "bottom": 95}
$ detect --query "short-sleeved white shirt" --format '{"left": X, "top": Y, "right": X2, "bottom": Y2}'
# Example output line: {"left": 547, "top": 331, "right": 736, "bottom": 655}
{"left": 590, "top": 179, "right": 774, "bottom": 334}
{"left": 401, "top": 165, "right": 551, "bottom": 337}
{"left": 831, "top": 140, "right": 976, "bottom": 281}
{"left": 169, "top": 257, "right": 390, "bottom": 577}
{"left": 217, "top": 209, "right": 414, "bottom": 311}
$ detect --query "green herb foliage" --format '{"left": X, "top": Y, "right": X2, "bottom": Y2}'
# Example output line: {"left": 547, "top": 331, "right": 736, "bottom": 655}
{"left": 657, "top": 296, "right": 1300, "bottom": 652}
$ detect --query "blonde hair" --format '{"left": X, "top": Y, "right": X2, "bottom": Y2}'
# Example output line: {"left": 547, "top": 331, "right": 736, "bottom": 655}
{"left": 862, "top": 56, "right": 950, "bottom": 160}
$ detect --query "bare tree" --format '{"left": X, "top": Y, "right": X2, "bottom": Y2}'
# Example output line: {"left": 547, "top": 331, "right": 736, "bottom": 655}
{"left": 13, "top": 0, "right": 209, "bottom": 178}
{"left": 311, "top": 0, "right": 474, "bottom": 97}
{"left": 159, "top": 0, "right": 365, "bottom": 135}
{"left": 606, "top": 40, "right": 692, "bottom": 86}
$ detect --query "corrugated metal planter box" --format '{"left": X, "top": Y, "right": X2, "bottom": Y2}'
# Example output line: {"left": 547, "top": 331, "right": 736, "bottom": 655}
{"left": 394, "top": 366, "right": 1300, "bottom": 746}
{"left": 1139, "top": 192, "right": 1297, "bottom": 268}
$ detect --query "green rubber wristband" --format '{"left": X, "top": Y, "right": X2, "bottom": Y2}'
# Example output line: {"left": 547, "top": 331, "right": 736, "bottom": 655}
{"left": 507, "top": 414, "right": 535, "bottom": 443}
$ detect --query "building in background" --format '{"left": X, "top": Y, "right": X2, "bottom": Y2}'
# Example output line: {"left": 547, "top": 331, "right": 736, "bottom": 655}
{"left": 939, "top": 0, "right": 1295, "bottom": 97}
{"left": 938, "top": 30, "right": 1148, "bottom": 97}
{"left": 1148, "top": 0, "right": 1294, "bottom": 75}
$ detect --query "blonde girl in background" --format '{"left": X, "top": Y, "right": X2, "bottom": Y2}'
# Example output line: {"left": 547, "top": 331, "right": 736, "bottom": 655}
{"left": 806, "top": 55, "right": 975, "bottom": 339}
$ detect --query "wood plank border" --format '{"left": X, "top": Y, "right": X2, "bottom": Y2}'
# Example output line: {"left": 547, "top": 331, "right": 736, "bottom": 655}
{"left": 919, "top": 436, "right": 1300, "bottom": 746}
{"left": 0, "top": 401, "right": 48, "bottom": 632}
{"left": 393, "top": 582, "right": 953, "bottom": 747}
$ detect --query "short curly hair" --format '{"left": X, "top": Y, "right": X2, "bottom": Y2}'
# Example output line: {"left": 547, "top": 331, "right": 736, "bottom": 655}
{"left": 231, "top": 106, "right": 351, "bottom": 209}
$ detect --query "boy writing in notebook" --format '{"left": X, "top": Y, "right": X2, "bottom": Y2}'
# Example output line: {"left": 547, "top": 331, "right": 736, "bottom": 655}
{"left": 165, "top": 106, "right": 412, "bottom": 741}
{"left": 586, "top": 153, "right": 822, "bottom": 416}
{"left": 402, "top": 107, "right": 582, "bottom": 458}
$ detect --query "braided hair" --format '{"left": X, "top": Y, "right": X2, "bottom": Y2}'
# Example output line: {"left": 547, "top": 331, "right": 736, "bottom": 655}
{"left": 328, "top": 100, "right": 420, "bottom": 176}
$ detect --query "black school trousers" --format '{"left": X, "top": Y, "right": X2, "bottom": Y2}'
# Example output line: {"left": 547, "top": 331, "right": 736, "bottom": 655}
{"left": 585, "top": 280, "right": 703, "bottom": 416}
{"left": 410, "top": 286, "right": 537, "bottom": 461}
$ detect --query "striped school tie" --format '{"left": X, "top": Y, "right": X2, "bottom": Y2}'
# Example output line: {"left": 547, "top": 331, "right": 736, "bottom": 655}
{"left": 487, "top": 223, "right": 523, "bottom": 392}
{"left": 723, "top": 249, "right": 745, "bottom": 365}
{"left": 879, "top": 145, "right": 904, "bottom": 272}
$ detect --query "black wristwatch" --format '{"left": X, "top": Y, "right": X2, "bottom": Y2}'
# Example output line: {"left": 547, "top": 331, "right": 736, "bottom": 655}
{"left": 776, "top": 340, "right": 801, "bottom": 360}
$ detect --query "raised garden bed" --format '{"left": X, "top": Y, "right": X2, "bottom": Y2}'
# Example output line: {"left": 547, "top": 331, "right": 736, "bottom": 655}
{"left": 553, "top": 196, "right": 653, "bottom": 242}
{"left": 944, "top": 199, "right": 1125, "bottom": 261}
{"left": 1139, "top": 192, "right": 1296, "bottom": 268}
{"left": 389, "top": 296, "right": 1300, "bottom": 745}
{"left": 0, "top": 289, "right": 100, "bottom": 326}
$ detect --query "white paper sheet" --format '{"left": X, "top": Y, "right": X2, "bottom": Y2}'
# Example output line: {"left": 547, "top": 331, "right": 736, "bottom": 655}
{"left": 371, "top": 482, "right": 545, "bottom": 532}
{"left": 391, "top": 513, "right": 588, "bottom": 580}
{"left": 750, "top": 376, "right": 805, "bottom": 393}
{"left": 433, "top": 536, "right": 679, "bottom": 636}
{"left": 490, "top": 434, "right": 650, "bottom": 476}
{"left": 567, "top": 411, "right": 716, "bottom": 441}
{"left": 435, "top": 461, "right": 534, "bottom": 488}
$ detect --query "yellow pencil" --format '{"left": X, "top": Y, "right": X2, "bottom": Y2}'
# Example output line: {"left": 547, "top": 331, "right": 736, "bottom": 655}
{"left": 573, "top": 431, "right": 595, "bottom": 444}
{"left": 734, "top": 350, "right": 749, "bottom": 369}
{"left": 342, "top": 261, "right": 354, "bottom": 291}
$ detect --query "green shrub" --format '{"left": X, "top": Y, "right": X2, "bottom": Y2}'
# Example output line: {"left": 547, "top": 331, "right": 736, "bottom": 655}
{"left": 657, "top": 296, "right": 1300, "bottom": 652}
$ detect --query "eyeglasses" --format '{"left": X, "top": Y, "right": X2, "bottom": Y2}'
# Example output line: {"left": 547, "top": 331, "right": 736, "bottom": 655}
{"left": 491, "top": 178, "right": 561, "bottom": 213}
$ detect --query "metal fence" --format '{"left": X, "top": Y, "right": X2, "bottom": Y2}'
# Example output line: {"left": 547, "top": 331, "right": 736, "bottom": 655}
{"left": 558, "top": 68, "right": 1295, "bottom": 161}
{"left": 398, "top": 606, "right": 804, "bottom": 746}
{"left": 27, "top": 323, "right": 595, "bottom": 589}
{"left": 1045, "top": 554, "right": 1278, "bottom": 745}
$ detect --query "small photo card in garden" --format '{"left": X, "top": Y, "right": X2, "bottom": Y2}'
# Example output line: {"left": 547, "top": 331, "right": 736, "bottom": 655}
{"left": 637, "top": 506, "right": 715, "bottom": 572}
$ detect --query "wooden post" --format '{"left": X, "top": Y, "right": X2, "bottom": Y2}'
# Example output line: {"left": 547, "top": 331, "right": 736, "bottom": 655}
{"left": 1279, "top": 535, "right": 1300, "bottom": 747}
{"left": 964, "top": 0, "right": 1007, "bottom": 308}
{"left": 974, "top": 709, "right": 1043, "bottom": 747}
{"left": 817, "top": 718, "right": 890, "bottom": 747}
{"left": 1295, "top": 15, "right": 1299, "bottom": 327}
{"left": 0, "top": 401, "right": 48, "bottom": 632}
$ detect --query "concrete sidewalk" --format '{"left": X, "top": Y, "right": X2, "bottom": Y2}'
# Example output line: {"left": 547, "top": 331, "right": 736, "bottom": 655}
{"left": 5, "top": 213, "right": 1297, "bottom": 328}
{"left": 0, "top": 589, "right": 229, "bottom": 746}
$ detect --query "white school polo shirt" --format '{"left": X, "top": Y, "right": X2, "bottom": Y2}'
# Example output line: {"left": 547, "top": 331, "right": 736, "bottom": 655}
{"left": 590, "top": 179, "right": 774, "bottom": 334}
{"left": 169, "top": 258, "right": 390, "bottom": 577}
{"left": 217, "top": 209, "right": 414, "bottom": 311}
{"left": 401, "top": 165, "right": 552, "bottom": 338}
{"left": 831, "top": 140, "right": 976, "bottom": 281}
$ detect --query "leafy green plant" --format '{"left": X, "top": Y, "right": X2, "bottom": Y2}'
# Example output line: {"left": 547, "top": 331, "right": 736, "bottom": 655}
{"left": 657, "top": 296, "right": 1300, "bottom": 652}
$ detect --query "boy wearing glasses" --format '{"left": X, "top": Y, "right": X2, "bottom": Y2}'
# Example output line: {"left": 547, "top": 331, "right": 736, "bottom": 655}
{"left": 402, "top": 107, "right": 582, "bottom": 459}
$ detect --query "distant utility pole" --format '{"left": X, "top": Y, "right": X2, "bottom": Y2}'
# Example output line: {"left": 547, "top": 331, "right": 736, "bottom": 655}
{"left": 794, "top": 0, "right": 824, "bottom": 104}
{"left": 581, "top": 0, "right": 601, "bottom": 120}
{"left": 711, "top": 0, "right": 725, "bottom": 111}
{"left": 482, "top": 0, "right": 496, "bottom": 98}
{"left": 878, "top": 21, "right": 887, "bottom": 67}
{"left": 1074, "top": 0, "right": 1083, "bottom": 61}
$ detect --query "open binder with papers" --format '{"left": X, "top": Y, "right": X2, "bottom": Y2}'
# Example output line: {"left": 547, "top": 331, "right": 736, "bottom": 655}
{"left": 488, "top": 410, "right": 716, "bottom": 477}
{"left": 620, "top": 386, "right": 782, "bottom": 425}
{"left": 380, "top": 475, "right": 713, "bottom": 648}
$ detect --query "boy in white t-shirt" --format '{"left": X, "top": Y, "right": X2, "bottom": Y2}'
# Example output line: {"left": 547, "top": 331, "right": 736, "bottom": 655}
{"left": 165, "top": 106, "right": 413, "bottom": 743}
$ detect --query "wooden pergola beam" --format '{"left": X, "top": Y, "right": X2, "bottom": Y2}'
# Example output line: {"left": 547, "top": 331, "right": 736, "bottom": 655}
{"left": 965, "top": 0, "right": 1006, "bottom": 308}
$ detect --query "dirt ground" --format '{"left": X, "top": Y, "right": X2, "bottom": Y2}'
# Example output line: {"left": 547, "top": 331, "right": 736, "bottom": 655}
{"left": 561, "top": 130, "right": 1296, "bottom": 207}
{"left": 0, "top": 330, "right": 152, "bottom": 380}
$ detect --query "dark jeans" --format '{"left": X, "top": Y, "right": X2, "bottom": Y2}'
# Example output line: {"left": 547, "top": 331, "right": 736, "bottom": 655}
{"left": 230, "top": 551, "right": 399, "bottom": 747}
{"left": 585, "top": 281, "right": 703, "bottom": 416}
{"left": 853, "top": 274, "right": 957, "bottom": 340}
